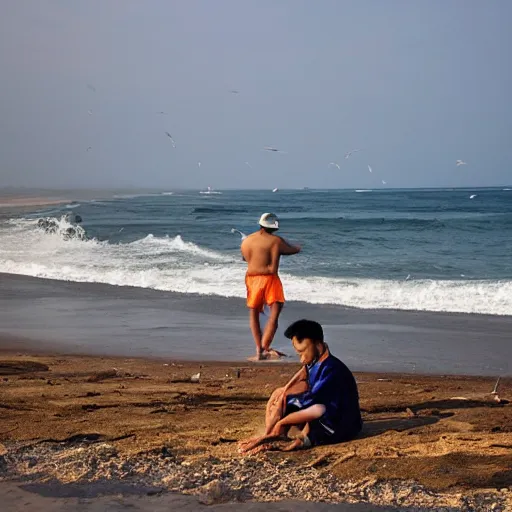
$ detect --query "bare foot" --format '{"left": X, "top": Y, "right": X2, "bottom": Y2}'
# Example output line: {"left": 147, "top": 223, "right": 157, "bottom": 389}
{"left": 263, "top": 348, "right": 288, "bottom": 359}
{"left": 245, "top": 438, "right": 303, "bottom": 455}
{"left": 238, "top": 436, "right": 265, "bottom": 453}
{"left": 245, "top": 442, "right": 274, "bottom": 455}
{"left": 238, "top": 435, "right": 262, "bottom": 451}
{"left": 246, "top": 352, "right": 270, "bottom": 362}
{"left": 239, "top": 434, "right": 289, "bottom": 453}
{"left": 281, "top": 438, "right": 305, "bottom": 451}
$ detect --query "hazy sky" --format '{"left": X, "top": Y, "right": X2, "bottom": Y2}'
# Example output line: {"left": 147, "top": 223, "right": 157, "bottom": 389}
{"left": 1, "top": 1, "right": 511, "bottom": 189}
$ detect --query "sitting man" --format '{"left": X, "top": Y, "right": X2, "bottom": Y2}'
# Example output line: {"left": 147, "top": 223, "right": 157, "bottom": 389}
{"left": 239, "top": 319, "right": 362, "bottom": 454}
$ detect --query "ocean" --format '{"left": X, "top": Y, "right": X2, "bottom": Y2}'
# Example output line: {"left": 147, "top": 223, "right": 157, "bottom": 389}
{"left": 1, "top": 187, "right": 511, "bottom": 316}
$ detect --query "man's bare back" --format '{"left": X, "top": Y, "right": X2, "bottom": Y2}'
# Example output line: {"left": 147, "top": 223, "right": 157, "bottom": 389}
{"left": 241, "top": 231, "right": 299, "bottom": 276}
{"left": 241, "top": 216, "right": 301, "bottom": 360}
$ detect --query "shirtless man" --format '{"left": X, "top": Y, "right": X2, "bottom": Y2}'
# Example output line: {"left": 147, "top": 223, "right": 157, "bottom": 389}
{"left": 241, "top": 213, "right": 301, "bottom": 360}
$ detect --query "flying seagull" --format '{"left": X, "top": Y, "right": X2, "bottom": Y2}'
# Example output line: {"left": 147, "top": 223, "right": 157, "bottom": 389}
{"left": 328, "top": 162, "right": 341, "bottom": 170}
{"left": 469, "top": 194, "right": 477, "bottom": 199}
{"left": 87, "top": 84, "right": 96, "bottom": 92}
{"left": 165, "top": 132, "right": 176, "bottom": 148}
{"left": 368, "top": 165, "right": 373, "bottom": 173}
{"left": 198, "top": 161, "right": 201, "bottom": 168}
{"left": 382, "top": 180, "right": 387, "bottom": 185}
{"left": 87, "top": 110, "right": 93, "bottom": 115}
{"left": 231, "top": 228, "right": 247, "bottom": 240}
{"left": 230, "top": 90, "right": 239, "bottom": 94}
{"left": 263, "top": 146, "right": 287, "bottom": 153}
{"left": 456, "top": 160, "right": 467, "bottom": 166}
{"left": 345, "top": 148, "right": 362, "bottom": 159}
{"left": 86, "top": 146, "right": 92, "bottom": 152}
{"left": 245, "top": 161, "right": 253, "bottom": 169}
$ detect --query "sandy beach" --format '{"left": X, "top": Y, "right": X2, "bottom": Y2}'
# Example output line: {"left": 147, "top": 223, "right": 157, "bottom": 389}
{"left": 1, "top": 349, "right": 511, "bottom": 511}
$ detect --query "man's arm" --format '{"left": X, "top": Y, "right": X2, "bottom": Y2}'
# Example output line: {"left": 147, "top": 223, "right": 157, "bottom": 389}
{"left": 240, "top": 239, "right": 248, "bottom": 262}
{"left": 283, "top": 366, "right": 307, "bottom": 392}
{"left": 278, "top": 236, "right": 301, "bottom": 256}
{"left": 275, "top": 404, "right": 326, "bottom": 429}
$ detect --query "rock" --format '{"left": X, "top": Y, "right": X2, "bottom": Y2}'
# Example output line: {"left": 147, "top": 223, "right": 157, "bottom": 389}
{"left": 197, "top": 479, "right": 241, "bottom": 505}
{"left": 37, "top": 215, "right": 86, "bottom": 240}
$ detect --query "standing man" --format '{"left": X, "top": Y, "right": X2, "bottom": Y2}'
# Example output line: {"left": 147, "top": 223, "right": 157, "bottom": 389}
{"left": 241, "top": 213, "right": 301, "bottom": 360}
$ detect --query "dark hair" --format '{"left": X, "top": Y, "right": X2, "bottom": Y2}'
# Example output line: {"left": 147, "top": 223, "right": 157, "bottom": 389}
{"left": 260, "top": 226, "right": 278, "bottom": 234}
{"left": 284, "top": 319, "right": 324, "bottom": 342}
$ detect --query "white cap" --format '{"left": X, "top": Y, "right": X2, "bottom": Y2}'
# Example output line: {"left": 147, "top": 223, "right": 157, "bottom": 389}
{"left": 259, "top": 212, "right": 279, "bottom": 230}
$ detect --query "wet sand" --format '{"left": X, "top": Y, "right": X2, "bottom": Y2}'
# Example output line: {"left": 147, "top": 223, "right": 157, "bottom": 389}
{"left": 0, "top": 273, "right": 511, "bottom": 376}
{"left": 1, "top": 351, "right": 511, "bottom": 510}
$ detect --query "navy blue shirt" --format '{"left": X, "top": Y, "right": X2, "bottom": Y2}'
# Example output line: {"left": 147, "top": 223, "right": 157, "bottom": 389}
{"left": 287, "top": 351, "right": 362, "bottom": 442}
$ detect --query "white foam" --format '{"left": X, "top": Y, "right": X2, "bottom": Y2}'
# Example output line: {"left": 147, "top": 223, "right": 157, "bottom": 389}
{"left": 1, "top": 217, "right": 512, "bottom": 316}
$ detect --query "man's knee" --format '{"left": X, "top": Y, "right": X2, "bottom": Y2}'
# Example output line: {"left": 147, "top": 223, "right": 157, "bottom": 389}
{"left": 269, "top": 386, "right": 285, "bottom": 402}
{"left": 272, "top": 386, "right": 285, "bottom": 396}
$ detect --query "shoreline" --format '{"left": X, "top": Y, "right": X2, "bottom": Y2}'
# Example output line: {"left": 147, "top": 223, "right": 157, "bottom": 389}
{"left": 1, "top": 271, "right": 512, "bottom": 320}
{"left": 0, "top": 351, "right": 510, "bottom": 510}
{"left": 0, "top": 273, "right": 511, "bottom": 376}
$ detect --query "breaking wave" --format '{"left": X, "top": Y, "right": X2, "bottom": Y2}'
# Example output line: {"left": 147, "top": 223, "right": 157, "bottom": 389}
{"left": 0, "top": 216, "right": 511, "bottom": 315}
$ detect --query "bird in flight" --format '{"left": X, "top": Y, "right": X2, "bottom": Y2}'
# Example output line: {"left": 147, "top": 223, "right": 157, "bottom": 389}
{"left": 345, "top": 148, "right": 362, "bottom": 159}
{"left": 87, "top": 110, "right": 93, "bottom": 115}
{"left": 456, "top": 160, "right": 467, "bottom": 166}
{"left": 245, "top": 161, "right": 253, "bottom": 169}
{"left": 198, "top": 161, "right": 201, "bottom": 168}
{"left": 87, "top": 84, "right": 96, "bottom": 92}
{"left": 382, "top": 180, "right": 387, "bottom": 185}
{"left": 368, "top": 165, "right": 373, "bottom": 173}
{"left": 231, "top": 228, "right": 247, "bottom": 240}
{"left": 263, "top": 146, "right": 287, "bottom": 153}
{"left": 165, "top": 132, "right": 176, "bottom": 148}
{"left": 230, "top": 90, "right": 239, "bottom": 94}
{"left": 328, "top": 162, "right": 341, "bottom": 170}
{"left": 86, "top": 146, "right": 92, "bottom": 152}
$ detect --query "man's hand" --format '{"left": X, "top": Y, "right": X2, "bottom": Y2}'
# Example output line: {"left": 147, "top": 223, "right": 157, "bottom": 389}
{"left": 270, "top": 420, "right": 285, "bottom": 436}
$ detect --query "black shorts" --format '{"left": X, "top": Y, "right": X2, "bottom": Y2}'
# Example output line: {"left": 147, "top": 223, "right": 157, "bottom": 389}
{"left": 285, "top": 400, "right": 361, "bottom": 447}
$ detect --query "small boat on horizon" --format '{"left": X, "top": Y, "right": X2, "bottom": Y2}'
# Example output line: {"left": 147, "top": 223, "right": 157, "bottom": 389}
{"left": 199, "top": 186, "right": 222, "bottom": 195}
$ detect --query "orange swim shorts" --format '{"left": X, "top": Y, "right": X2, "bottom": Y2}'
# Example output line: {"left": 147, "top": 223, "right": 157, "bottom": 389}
{"left": 245, "top": 274, "right": 285, "bottom": 311}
